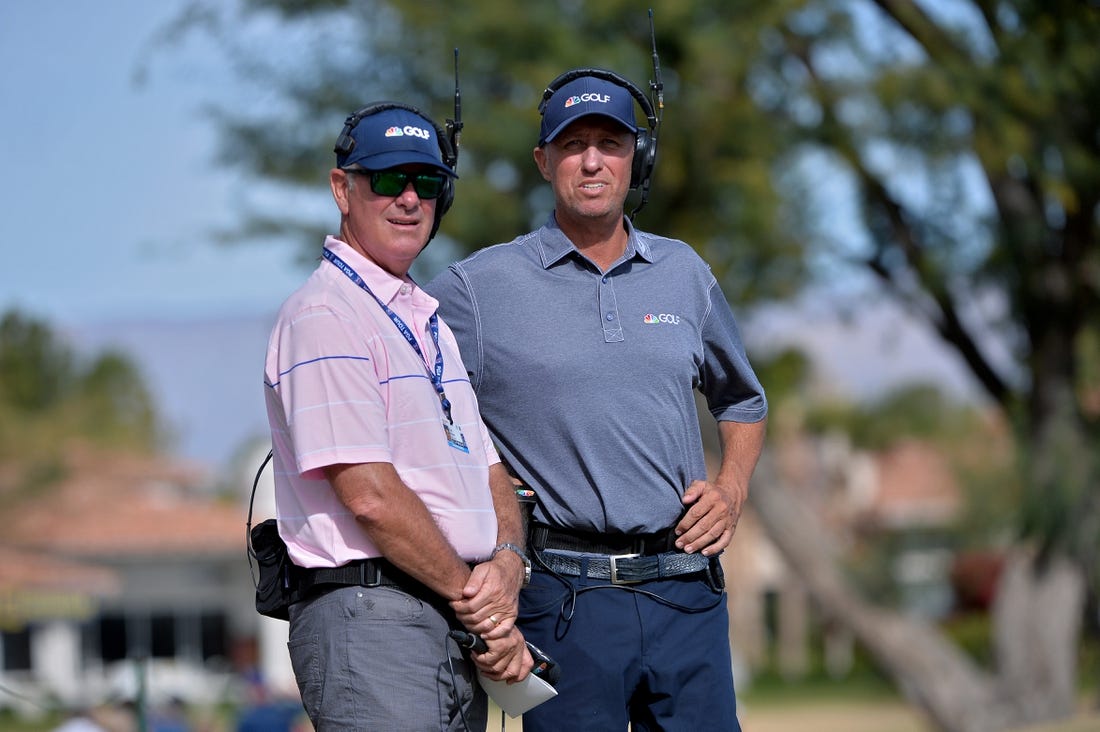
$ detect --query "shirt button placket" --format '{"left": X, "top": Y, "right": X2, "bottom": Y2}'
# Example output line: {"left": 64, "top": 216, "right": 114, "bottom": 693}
{"left": 599, "top": 273, "right": 625, "bottom": 343}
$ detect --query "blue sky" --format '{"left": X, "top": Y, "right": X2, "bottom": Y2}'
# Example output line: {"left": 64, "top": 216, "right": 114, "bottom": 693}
{"left": 0, "top": 0, "right": 306, "bottom": 326}
{"left": 0, "top": 1, "right": 311, "bottom": 467}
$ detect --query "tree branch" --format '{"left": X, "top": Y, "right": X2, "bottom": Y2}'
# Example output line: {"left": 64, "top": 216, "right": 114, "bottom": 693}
{"left": 856, "top": 169, "right": 1012, "bottom": 405}
{"left": 785, "top": 21, "right": 1013, "bottom": 407}
{"left": 869, "top": 0, "right": 972, "bottom": 65}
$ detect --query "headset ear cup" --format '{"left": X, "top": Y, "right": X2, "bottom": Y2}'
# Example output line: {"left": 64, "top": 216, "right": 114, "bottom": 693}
{"left": 437, "top": 178, "right": 455, "bottom": 220}
{"left": 631, "top": 130, "right": 657, "bottom": 190}
{"left": 429, "top": 177, "right": 455, "bottom": 241}
{"left": 430, "top": 133, "right": 456, "bottom": 239}
{"left": 631, "top": 130, "right": 646, "bottom": 188}
{"left": 334, "top": 128, "right": 355, "bottom": 157}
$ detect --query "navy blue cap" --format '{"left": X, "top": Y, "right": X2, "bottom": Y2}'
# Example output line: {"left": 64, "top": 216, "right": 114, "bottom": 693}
{"left": 337, "top": 107, "right": 456, "bottom": 176}
{"left": 539, "top": 75, "right": 639, "bottom": 145}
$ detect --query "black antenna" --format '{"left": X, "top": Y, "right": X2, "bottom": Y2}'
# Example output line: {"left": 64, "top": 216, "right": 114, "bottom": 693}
{"left": 630, "top": 9, "right": 663, "bottom": 221}
{"left": 446, "top": 47, "right": 463, "bottom": 172}
{"left": 648, "top": 8, "right": 664, "bottom": 127}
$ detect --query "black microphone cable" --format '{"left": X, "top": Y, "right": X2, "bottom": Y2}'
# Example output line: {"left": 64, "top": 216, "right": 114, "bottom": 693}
{"left": 444, "top": 630, "right": 482, "bottom": 732}
{"left": 447, "top": 630, "right": 501, "bottom": 732}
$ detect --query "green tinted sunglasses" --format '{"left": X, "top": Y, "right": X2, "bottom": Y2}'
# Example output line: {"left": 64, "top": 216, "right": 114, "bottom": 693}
{"left": 349, "top": 169, "right": 447, "bottom": 199}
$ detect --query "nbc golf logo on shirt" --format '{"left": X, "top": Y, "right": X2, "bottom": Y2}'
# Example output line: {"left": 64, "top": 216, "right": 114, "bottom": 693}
{"left": 643, "top": 313, "right": 681, "bottom": 325}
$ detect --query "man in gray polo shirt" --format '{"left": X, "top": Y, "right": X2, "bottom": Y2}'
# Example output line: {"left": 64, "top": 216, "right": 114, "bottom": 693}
{"left": 426, "top": 68, "right": 767, "bottom": 731}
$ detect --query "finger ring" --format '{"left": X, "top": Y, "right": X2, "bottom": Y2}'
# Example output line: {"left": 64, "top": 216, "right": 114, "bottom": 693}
{"left": 489, "top": 615, "right": 499, "bottom": 626}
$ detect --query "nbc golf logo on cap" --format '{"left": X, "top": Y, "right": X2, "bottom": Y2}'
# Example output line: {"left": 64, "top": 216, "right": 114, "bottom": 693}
{"left": 385, "top": 125, "right": 432, "bottom": 139}
{"left": 564, "top": 92, "right": 612, "bottom": 108}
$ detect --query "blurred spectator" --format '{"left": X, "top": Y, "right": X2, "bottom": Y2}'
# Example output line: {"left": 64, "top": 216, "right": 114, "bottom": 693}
{"left": 236, "top": 697, "right": 305, "bottom": 732}
{"left": 52, "top": 711, "right": 106, "bottom": 732}
{"left": 148, "top": 697, "right": 190, "bottom": 732}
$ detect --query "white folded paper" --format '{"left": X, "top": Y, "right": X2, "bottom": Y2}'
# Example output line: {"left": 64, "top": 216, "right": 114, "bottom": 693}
{"left": 477, "top": 670, "right": 558, "bottom": 717}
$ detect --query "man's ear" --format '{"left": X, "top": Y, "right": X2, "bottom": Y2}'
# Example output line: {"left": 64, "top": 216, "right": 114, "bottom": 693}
{"left": 330, "top": 169, "right": 351, "bottom": 214}
{"left": 533, "top": 146, "right": 552, "bottom": 182}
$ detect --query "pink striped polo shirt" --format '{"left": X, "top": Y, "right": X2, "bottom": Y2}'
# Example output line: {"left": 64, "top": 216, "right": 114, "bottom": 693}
{"left": 264, "top": 236, "right": 500, "bottom": 567}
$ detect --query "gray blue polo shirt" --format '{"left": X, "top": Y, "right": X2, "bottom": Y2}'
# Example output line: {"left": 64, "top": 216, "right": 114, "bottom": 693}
{"left": 425, "top": 214, "right": 767, "bottom": 534}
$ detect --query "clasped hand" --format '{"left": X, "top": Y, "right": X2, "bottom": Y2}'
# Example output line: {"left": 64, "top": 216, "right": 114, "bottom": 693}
{"left": 451, "top": 554, "right": 531, "bottom": 681}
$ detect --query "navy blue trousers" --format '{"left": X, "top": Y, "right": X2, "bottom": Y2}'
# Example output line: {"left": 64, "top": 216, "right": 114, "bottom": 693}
{"left": 517, "top": 557, "right": 741, "bottom": 731}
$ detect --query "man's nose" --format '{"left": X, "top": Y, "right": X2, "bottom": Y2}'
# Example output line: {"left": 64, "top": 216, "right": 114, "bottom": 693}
{"left": 581, "top": 146, "right": 604, "bottom": 171}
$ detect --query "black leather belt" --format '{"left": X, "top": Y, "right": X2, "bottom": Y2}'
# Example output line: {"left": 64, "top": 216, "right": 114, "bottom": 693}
{"left": 529, "top": 523, "right": 678, "bottom": 556}
{"left": 295, "top": 558, "right": 438, "bottom": 603}
{"left": 536, "top": 549, "right": 713, "bottom": 585}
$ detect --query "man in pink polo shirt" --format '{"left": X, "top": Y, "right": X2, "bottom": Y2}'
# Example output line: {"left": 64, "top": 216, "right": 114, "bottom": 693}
{"left": 264, "top": 102, "right": 532, "bottom": 730}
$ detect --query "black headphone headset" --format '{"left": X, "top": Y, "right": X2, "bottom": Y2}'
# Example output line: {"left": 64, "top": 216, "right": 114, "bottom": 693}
{"left": 537, "top": 68, "right": 659, "bottom": 193}
{"left": 333, "top": 101, "right": 458, "bottom": 240}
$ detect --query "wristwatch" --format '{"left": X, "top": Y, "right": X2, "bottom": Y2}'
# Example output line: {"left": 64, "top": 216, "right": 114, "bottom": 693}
{"left": 492, "top": 542, "right": 532, "bottom": 587}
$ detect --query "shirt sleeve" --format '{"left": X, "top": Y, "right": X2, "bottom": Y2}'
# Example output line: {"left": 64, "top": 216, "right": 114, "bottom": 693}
{"left": 699, "top": 279, "right": 769, "bottom": 423}
{"left": 425, "top": 264, "right": 482, "bottom": 389}
{"left": 270, "top": 303, "right": 392, "bottom": 478}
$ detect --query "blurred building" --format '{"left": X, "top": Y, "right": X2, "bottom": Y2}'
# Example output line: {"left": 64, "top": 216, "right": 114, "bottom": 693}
{"left": 0, "top": 443, "right": 277, "bottom": 714}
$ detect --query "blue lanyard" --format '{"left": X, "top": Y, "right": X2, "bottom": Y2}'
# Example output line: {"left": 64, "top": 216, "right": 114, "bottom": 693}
{"left": 322, "top": 248, "right": 454, "bottom": 423}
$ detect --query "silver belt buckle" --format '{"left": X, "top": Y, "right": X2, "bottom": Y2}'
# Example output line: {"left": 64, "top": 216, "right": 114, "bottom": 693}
{"left": 608, "top": 553, "right": 642, "bottom": 584}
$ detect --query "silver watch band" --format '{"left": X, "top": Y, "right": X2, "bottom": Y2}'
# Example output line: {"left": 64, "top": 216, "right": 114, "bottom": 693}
{"left": 491, "top": 542, "right": 531, "bottom": 586}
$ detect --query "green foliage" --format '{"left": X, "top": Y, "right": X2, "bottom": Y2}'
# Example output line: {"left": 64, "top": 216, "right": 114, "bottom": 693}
{"left": 803, "top": 383, "right": 979, "bottom": 451}
{"left": 743, "top": 661, "right": 900, "bottom": 704}
{"left": 941, "top": 607, "right": 1100, "bottom": 691}
{"left": 752, "top": 347, "right": 814, "bottom": 407}
{"left": 748, "top": 597, "right": 901, "bottom": 696}
{"left": 0, "top": 310, "right": 165, "bottom": 492}
{"left": 0, "top": 311, "right": 76, "bottom": 413}
{"left": 942, "top": 612, "right": 994, "bottom": 669}
{"left": 73, "top": 351, "right": 160, "bottom": 445}
{"left": 155, "top": 0, "right": 809, "bottom": 305}
{"left": 951, "top": 444, "right": 1022, "bottom": 549}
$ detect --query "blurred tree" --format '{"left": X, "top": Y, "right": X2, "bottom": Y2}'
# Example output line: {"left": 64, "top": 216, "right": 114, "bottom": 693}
{"left": 0, "top": 310, "right": 164, "bottom": 495}
{"left": 749, "top": 4, "right": 1098, "bottom": 730}
{"left": 806, "top": 382, "right": 986, "bottom": 450}
{"left": 153, "top": 1, "right": 1098, "bottom": 729}
{"left": 74, "top": 352, "right": 162, "bottom": 447}
{"left": 0, "top": 309, "right": 75, "bottom": 413}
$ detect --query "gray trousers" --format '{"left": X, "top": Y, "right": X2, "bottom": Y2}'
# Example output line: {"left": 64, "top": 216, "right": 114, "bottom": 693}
{"left": 287, "top": 584, "right": 487, "bottom": 731}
